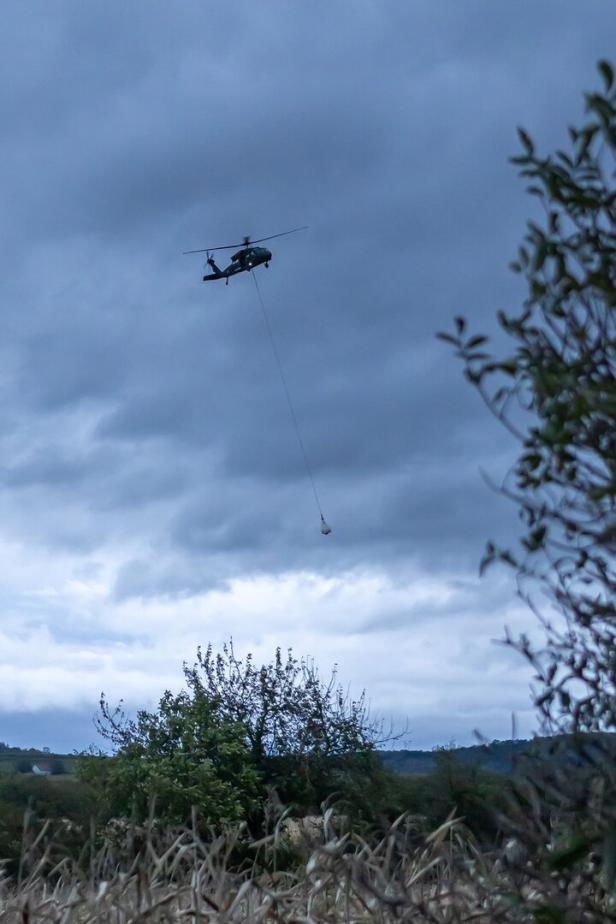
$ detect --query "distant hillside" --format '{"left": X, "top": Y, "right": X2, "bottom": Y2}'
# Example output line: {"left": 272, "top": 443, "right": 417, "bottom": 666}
{"left": 379, "top": 740, "right": 530, "bottom": 776}
{"left": 2, "top": 735, "right": 613, "bottom": 779}
{"left": 0, "top": 743, "right": 78, "bottom": 775}
{"left": 379, "top": 734, "right": 616, "bottom": 776}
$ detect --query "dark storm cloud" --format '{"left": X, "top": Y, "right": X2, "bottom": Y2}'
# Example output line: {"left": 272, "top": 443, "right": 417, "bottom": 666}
{"left": 0, "top": 2, "right": 614, "bottom": 589}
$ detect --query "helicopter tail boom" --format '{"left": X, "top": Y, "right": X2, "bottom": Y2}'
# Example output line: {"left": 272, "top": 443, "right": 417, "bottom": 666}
{"left": 203, "top": 254, "right": 223, "bottom": 280}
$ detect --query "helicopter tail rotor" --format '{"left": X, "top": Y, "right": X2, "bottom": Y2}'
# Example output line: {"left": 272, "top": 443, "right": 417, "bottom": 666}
{"left": 204, "top": 251, "right": 224, "bottom": 277}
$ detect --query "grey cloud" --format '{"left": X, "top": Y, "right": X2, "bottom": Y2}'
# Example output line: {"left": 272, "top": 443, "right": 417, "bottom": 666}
{"left": 112, "top": 556, "right": 227, "bottom": 602}
{"left": 0, "top": 1, "right": 614, "bottom": 743}
{"left": 2, "top": 450, "right": 89, "bottom": 489}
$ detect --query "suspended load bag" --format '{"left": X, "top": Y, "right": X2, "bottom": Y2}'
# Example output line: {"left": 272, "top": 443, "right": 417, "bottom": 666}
{"left": 320, "top": 515, "right": 332, "bottom": 536}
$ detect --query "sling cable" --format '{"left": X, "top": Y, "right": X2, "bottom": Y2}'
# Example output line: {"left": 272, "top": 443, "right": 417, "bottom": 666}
{"left": 251, "top": 270, "right": 331, "bottom": 536}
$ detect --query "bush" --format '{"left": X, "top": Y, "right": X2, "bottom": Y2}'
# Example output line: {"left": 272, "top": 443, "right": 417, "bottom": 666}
{"left": 83, "top": 643, "right": 390, "bottom": 830}
{"left": 79, "top": 688, "right": 262, "bottom": 830}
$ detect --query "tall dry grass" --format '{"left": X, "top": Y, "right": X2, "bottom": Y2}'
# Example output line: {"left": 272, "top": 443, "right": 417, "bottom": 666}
{"left": 0, "top": 807, "right": 613, "bottom": 922}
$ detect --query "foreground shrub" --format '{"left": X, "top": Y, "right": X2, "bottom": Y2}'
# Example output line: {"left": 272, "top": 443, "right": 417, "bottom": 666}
{"left": 442, "top": 60, "right": 616, "bottom": 902}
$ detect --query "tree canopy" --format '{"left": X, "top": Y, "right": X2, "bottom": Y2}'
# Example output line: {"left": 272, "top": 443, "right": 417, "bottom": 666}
{"left": 80, "top": 686, "right": 261, "bottom": 828}
{"left": 81, "top": 643, "right": 385, "bottom": 828}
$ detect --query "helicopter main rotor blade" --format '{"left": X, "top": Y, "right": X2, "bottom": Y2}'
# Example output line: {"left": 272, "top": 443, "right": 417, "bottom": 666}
{"left": 183, "top": 242, "right": 242, "bottom": 254}
{"left": 183, "top": 226, "right": 308, "bottom": 255}
{"left": 248, "top": 226, "right": 309, "bottom": 245}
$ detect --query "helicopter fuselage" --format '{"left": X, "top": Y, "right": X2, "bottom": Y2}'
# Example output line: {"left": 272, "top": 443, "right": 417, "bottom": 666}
{"left": 203, "top": 245, "right": 272, "bottom": 282}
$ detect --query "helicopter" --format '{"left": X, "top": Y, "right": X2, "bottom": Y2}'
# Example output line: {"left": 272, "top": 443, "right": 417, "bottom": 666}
{"left": 183, "top": 226, "right": 308, "bottom": 284}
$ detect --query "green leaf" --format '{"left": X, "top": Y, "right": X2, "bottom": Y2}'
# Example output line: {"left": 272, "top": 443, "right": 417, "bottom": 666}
{"left": 517, "top": 127, "right": 535, "bottom": 154}
{"left": 598, "top": 59, "right": 614, "bottom": 91}
{"left": 603, "top": 826, "right": 616, "bottom": 892}
{"left": 548, "top": 832, "right": 591, "bottom": 871}
{"left": 533, "top": 906, "right": 566, "bottom": 924}
{"left": 497, "top": 360, "right": 518, "bottom": 376}
{"left": 465, "top": 335, "right": 488, "bottom": 349}
{"left": 436, "top": 332, "right": 459, "bottom": 346}
{"left": 523, "top": 454, "right": 542, "bottom": 471}
{"left": 533, "top": 241, "right": 548, "bottom": 271}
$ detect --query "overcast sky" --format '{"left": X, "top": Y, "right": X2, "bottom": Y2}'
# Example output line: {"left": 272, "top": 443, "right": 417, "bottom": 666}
{"left": 1, "top": 1, "right": 614, "bottom": 753}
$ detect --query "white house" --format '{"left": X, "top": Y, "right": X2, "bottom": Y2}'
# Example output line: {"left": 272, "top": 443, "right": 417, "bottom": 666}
{"left": 31, "top": 761, "right": 53, "bottom": 775}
